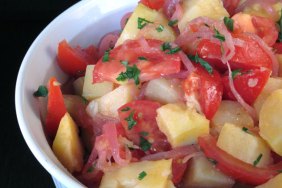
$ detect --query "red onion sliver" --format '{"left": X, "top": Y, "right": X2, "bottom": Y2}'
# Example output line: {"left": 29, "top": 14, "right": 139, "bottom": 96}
{"left": 120, "top": 12, "right": 132, "bottom": 29}
{"left": 98, "top": 31, "right": 120, "bottom": 58}
{"left": 179, "top": 51, "right": 195, "bottom": 74}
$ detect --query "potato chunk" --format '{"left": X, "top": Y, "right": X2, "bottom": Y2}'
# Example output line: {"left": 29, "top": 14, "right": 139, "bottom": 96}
{"left": 100, "top": 159, "right": 173, "bottom": 188}
{"left": 217, "top": 123, "right": 272, "bottom": 167}
{"left": 183, "top": 156, "right": 234, "bottom": 188}
{"left": 116, "top": 3, "right": 176, "bottom": 46}
{"left": 259, "top": 89, "right": 282, "bottom": 156}
{"left": 52, "top": 112, "right": 84, "bottom": 173}
{"left": 82, "top": 65, "right": 114, "bottom": 100}
{"left": 178, "top": 0, "right": 229, "bottom": 33}
{"left": 211, "top": 100, "right": 254, "bottom": 135}
{"left": 256, "top": 174, "right": 282, "bottom": 188}
{"left": 156, "top": 103, "right": 209, "bottom": 147}
{"left": 95, "top": 83, "right": 139, "bottom": 118}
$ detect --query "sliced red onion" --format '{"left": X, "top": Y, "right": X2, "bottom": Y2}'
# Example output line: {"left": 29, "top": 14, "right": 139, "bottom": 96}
{"left": 179, "top": 51, "right": 195, "bottom": 73}
{"left": 141, "top": 144, "right": 198, "bottom": 161}
{"left": 163, "top": 0, "right": 180, "bottom": 19}
{"left": 137, "top": 82, "right": 148, "bottom": 100}
{"left": 98, "top": 30, "right": 120, "bottom": 58}
{"left": 170, "top": 3, "right": 183, "bottom": 21}
{"left": 182, "top": 152, "right": 203, "bottom": 163}
{"left": 163, "top": 70, "right": 190, "bottom": 79}
{"left": 120, "top": 12, "right": 132, "bottom": 29}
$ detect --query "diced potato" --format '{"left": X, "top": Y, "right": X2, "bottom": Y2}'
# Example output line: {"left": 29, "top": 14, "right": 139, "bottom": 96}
{"left": 254, "top": 77, "right": 282, "bottom": 116}
{"left": 217, "top": 123, "right": 272, "bottom": 167}
{"left": 156, "top": 103, "right": 209, "bottom": 147}
{"left": 259, "top": 89, "right": 282, "bottom": 156}
{"left": 100, "top": 159, "right": 173, "bottom": 188}
{"left": 211, "top": 100, "right": 254, "bottom": 135}
{"left": 232, "top": 12, "right": 257, "bottom": 33}
{"left": 116, "top": 3, "right": 176, "bottom": 46}
{"left": 276, "top": 54, "right": 282, "bottom": 77}
{"left": 52, "top": 112, "right": 84, "bottom": 173}
{"left": 144, "top": 78, "right": 183, "bottom": 104}
{"left": 183, "top": 156, "right": 234, "bottom": 188}
{"left": 178, "top": 0, "right": 229, "bottom": 33}
{"left": 82, "top": 65, "right": 114, "bottom": 100}
{"left": 256, "top": 174, "right": 282, "bottom": 188}
{"left": 72, "top": 76, "right": 84, "bottom": 95}
{"left": 95, "top": 83, "right": 139, "bottom": 118}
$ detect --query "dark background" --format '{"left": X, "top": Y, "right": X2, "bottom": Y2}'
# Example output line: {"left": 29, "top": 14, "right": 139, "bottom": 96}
{"left": 1, "top": 0, "right": 79, "bottom": 187}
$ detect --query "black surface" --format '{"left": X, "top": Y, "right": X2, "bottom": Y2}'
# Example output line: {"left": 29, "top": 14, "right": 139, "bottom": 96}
{"left": 1, "top": 0, "right": 79, "bottom": 187}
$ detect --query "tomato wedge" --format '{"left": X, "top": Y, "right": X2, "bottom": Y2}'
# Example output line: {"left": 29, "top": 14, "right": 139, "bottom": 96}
{"left": 196, "top": 33, "right": 273, "bottom": 71}
{"left": 93, "top": 39, "right": 181, "bottom": 84}
{"left": 273, "top": 42, "right": 282, "bottom": 54}
{"left": 118, "top": 100, "right": 171, "bottom": 153}
{"left": 57, "top": 40, "right": 98, "bottom": 76}
{"left": 45, "top": 77, "right": 67, "bottom": 138}
{"left": 139, "top": 0, "right": 165, "bottom": 10}
{"left": 198, "top": 134, "right": 282, "bottom": 186}
{"left": 182, "top": 65, "right": 223, "bottom": 120}
{"left": 222, "top": 68, "right": 271, "bottom": 105}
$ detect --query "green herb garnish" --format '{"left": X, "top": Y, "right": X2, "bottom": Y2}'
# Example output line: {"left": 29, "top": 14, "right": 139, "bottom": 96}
{"left": 138, "top": 17, "right": 153, "bottom": 29}
{"left": 125, "top": 111, "right": 137, "bottom": 130}
{"left": 138, "top": 56, "right": 147, "bottom": 61}
{"left": 138, "top": 171, "right": 147, "bottom": 180}
{"left": 224, "top": 17, "right": 234, "bottom": 32}
{"left": 121, "top": 60, "right": 129, "bottom": 66}
{"left": 116, "top": 64, "right": 141, "bottom": 85}
{"left": 140, "top": 136, "right": 151, "bottom": 151}
{"left": 139, "top": 131, "right": 149, "bottom": 137}
{"left": 208, "top": 158, "right": 218, "bottom": 165}
{"left": 232, "top": 69, "right": 241, "bottom": 79}
{"left": 166, "top": 47, "right": 181, "bottom": 54}
{"left": 188, "top": 53, "right": 213, "bottom": 74}
{"left": 161, "top": 42, "right": 171, "bottom": 51}
{"left": 161, "top": 42, "right": 181, "bottom": 54}
{"left": 121, "top": 107, "right": 131, "bottom": 112}
{"left": 253, "top": 154, "right": 263, "bottom": 166}
{"left": 213, "top": 28, "right": 226, "bottom": 42}
{"left": 33, "top": 85, "right": 48, "bottom": 97}
{"left": 102, "top": 49, "right": 110, "bottom": 62}
{"left": 156, "top": 24, "right": 164, "bottom": 32}
{"left": 168, "top": 19, "right": 178, "bottom": 27}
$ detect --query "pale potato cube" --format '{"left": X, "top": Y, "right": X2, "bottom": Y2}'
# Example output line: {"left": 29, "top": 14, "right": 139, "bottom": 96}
{"left": 217, "top": 123, "right": 272, "bottom": 167}
{"left": 82, "top": 65, "right": 114, "bottom": 100}
{"left": 144, "top": 78, "right": 183, "bottom": 104}
{"left": 72, "top": 76, "right": 84, "bottom": 95}
{"left": 211, "top": 100, "right": 254, "bottom": 135}
{"left": 183, "top": 156, "right": 234, "bottom": 188}
{"left": 100, "top": 159, "right": 172, "bottom": 188}
{"left": 95, "top": 84, "right": 139, "bottom": 118}
{"left": 156, "top": 103, "right": 209, "bottom": 147}
{"left": 52, "top": 112, "right": 84, "bottom": 173}
{"left": 254, "top": 77, "right": 282, "bottom": 116}
{"left": 256, "top": 174, "right": 282, "bottom": 188}
{"left": 178, "top": 0, "right": 229, "bottom": 33}
{"left": 259, "top": 89, "right": 282, "bottom": 156}
{"left": 116, "top": 3, "right": 176, "bottom": 46}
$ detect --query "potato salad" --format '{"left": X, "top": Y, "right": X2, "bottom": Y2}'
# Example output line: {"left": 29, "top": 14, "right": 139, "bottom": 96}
{"left": 33, "top": 0, "right": 282, "bottom": 187}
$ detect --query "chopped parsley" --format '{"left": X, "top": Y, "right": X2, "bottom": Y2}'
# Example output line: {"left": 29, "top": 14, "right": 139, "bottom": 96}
{"left": 224, "top": 17, "right": 234, "bottom": 32}
{"left": 33, "top": 85, "right": 48, "bottom": 97}
{"left": 208, "top": 158, "right": 218, "bottom": 165}
{"left": 161, "top": 42, "right": 181, "bottom": 54}
{"left": 125, "top": 111, "right": 137, "bottom": 130}
{"left": 168, "top": 19, "right": 178, "bottom": 27}
{"left": 166, "top": 47, "right": 181, "bottom": 54}
{"left": 161, "top": 42, "right": 172, "bottom": 51}
{"left": 277, "top": 9, "right": 282, "bottom": 42}
{"left": 87, "top": 162, "right": 96, "bottom": 173}
{"left": 102, "top": 49, "right": 111, "bottom": 62}
{"left": 138, "top": 56, "right": 147, "bottom": 61}
{"left": 121, "top": 60, "right": 128, "bottom": 66}
{"left": 156, "top": 24, "right": 164, "bottom": 32}
{"left": 138, "top": 171, "right": 147, "bottom": 180}
{"left": 188, "top": 53, "right": 213, "bottom": 74}
{"left": 137, "top": 17, "right": 153, "bottom": 29}
{"left": 232, "top": 69, "right": 241, "bottom": 79}
{"left": 253, "top": 154, "right": 263, "bottom": 166}
{"left": 81, "top": 96, "right": 88, "bottom": 104}
{"left": 139, "top": 131, "right": 149, "bottom": 137}
{"left": 121, "top": 107, "right": 131, "bottom": 112}
{"left": 116, "top": 63, "right": 141, "bottom": 85}
{"left": 140, "top": 136, "right": 151, "bottom": 151}
{"left": 213, "top": 28, "right": 226, "bottom": 42}
{"left": 242, "top": 127, "right": 249, "bottom": 133}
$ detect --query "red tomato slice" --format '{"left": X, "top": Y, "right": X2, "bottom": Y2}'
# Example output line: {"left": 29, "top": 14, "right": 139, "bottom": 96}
{"left": 118, "top": 100, "right": 171, "bottom": 153}
{"left": 222, "top": 68, "right": 271, "bottom": 105}
{"left": 198, "top": 134, "right": 282, "bottom": 186}
{"left": 45, "top": 77, "right": 67, "bottom": 138}
{"left": 273, "top": 42, "right": 282, "bottom": 54}
{"left": 93, "top": 39, "right": 181, "bottom": 84}
{"left": 182, "top": 65, "right": 223, "bottom": 120}
{"left": 57, "top": 40, "right": 98, "bottom": 76}
{"left": 196, "top": 33, "right": 273, "bottom": 71}
{"left": 172, "top": 158, "right": 188, "bottom": 185}
{"left": 139, "top": 0, "right": 165, "bottom": 10}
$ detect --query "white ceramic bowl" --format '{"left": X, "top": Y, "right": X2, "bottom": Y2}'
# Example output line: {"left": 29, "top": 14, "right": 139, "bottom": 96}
{"left": 15, "top": 0, "right": 138, "bottom": 187}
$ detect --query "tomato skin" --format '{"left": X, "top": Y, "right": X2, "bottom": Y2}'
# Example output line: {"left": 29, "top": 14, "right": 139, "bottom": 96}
{"left": 93, "top": 39, "right": 181, "bottom": 84}
{"left": 196, "top": 33, "right": 273, "bottom": 71}
{"left": 222, "top": 68, "right": 271, "bottom": 105}
{"left": 172, "top": 158, "right": 188, "bottom": 185}
{"left": 118, "top": 100, "right": 171, "bottom": 153}
{"left": 198, "top": 134, "right": 282, "bottom": 186}
{"left": 182, "top": 65, "right": 223, "bottom": 120}
{"left": 140, "top": 0, "right": 165, "bottom": 10}
{"left": 45, "top": 77, "right": 67, "bottom": 138}
{"left": 273, "top": 42, "right": 282, "bottom": 54}
{"left": 57, "top": 40, "right": 98, "bottom": 76}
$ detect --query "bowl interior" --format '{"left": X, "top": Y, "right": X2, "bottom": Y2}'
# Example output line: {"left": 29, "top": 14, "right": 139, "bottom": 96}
{"left": 15, "top": 0, "right": 138, "bottom": 187}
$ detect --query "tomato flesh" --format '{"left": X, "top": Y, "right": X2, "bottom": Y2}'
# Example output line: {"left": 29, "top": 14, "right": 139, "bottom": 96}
{"left": 140, "top": 0, "right": 165, "bottom": 10}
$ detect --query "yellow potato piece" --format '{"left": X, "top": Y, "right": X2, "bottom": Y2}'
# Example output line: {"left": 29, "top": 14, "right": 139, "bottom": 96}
{"left": 256, "top": 174, "right": 282, "bottom": 188}
{"left": 259, "top": 89, "right": 282, "bottom": 156}
{"left": 52, "top": 112, "right": 84, "bottom": 173}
